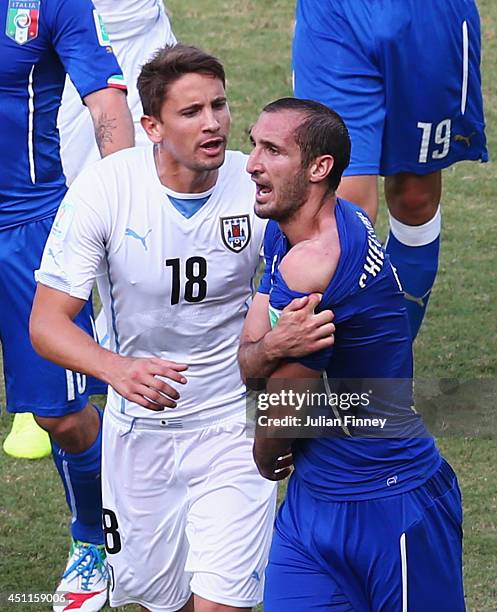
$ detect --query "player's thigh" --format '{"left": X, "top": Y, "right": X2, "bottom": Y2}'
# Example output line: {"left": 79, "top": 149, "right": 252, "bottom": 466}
{"left": 0, "top": 217, "right": 100, "bottom": 415}
{"left": 346, "top": 460, "right": 464, "bottom": 612}
{"left": 264, "top": 500, "right": 354, "bottom": 612}
{"left": 102, "top": 410, "right": 192, "bottom": 611}
{"left": 400, "top": 460, "right": 465, "bottom": 611}
{"left": 379, "top": 0, "right": 487, "bottom": 176}
{"left": 293, "top": 0, "right": 384, "bottom": 177}
{"left": 182, "top": 416, "right": 277, "bottom": 609}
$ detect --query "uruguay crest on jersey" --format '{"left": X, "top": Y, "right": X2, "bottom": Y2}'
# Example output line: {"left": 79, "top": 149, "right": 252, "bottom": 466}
{"left": 220, "top": 215, "right": 251, "bottom": 253}
{"left": 6, "top": 0, "right": 40, "bottom": 45}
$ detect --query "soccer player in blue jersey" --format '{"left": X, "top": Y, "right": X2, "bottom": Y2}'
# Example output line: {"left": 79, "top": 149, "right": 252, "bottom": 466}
{"left": 239, "top": 98, "right": 465, "bottom": 611}
{"left": 0, "top": 0, "right": 133, "bottom": 608}
{"left": 292, "top": 0, "right": 488, "bottom": 339}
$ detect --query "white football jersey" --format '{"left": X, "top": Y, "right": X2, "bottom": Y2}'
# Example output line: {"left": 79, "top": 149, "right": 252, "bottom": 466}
{"left": 37, "top": 147, "right": 266, "bottom": 419}
{"left": 95, "top": 0, "right": 169, "bottom": 38}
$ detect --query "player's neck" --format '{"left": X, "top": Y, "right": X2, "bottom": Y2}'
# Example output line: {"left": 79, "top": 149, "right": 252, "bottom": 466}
{"left": 153, "top": 145, "right": 219, "bottom": 194}
{"left": 281, "top": 191, "right": 337, "bottom": 247}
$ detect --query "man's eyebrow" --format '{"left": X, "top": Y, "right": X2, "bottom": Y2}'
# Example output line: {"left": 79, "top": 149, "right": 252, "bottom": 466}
{"left": 179, "top": 96, "right": 227, "bottom": 113}
{"left": 179, "top": 102, "right": 202, "bottom": 113}
{"left": 259, "top": 137, "right": 281, "bottom": 150}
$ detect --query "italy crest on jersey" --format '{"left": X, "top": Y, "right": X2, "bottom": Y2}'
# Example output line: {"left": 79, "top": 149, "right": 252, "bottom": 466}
{"left": 6, "top": 0, "right": 40, "bottom": 45}
{"left": 220, "top": 215, "right": 251, "bottom": 253}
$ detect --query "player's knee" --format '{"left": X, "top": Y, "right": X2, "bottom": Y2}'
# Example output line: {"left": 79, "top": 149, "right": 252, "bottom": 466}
{"left": 35, "top": 410, "right": 88, "bottom": 449}
{"left": 385, "top": 173, "right": 441, "bottom": 225}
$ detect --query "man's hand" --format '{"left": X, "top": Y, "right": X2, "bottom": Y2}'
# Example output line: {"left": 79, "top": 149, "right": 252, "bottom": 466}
{"left": 253, "top": 441, "right": 293, "bottom": 482}
{"left": 106, "top": 354, "right": 188, "bottom": 411}
{"left": 238, "top": 292, "right": 335, "bottom": 383}
{"left": 268, "top": 293, "right": 335, "bottom": 360}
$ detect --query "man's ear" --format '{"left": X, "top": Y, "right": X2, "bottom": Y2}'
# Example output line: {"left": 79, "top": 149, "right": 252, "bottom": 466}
{"left": 141, "top": 115, "right": 162, "bottom": 144}
{"left": 309, "top": 155, "right": 334, "bottom": 184}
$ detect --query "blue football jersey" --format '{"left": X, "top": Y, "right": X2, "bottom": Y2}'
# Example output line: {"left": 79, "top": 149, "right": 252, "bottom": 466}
{"left": 259, "top": 199, "right": 441, "bottom": 500}
{"left": 0, "top": 0, "right": 125, "bottom": 229}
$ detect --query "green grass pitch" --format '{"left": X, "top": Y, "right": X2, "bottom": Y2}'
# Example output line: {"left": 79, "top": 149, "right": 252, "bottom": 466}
{"left": 1, "top": 0, "right": 496, "bottom": 609}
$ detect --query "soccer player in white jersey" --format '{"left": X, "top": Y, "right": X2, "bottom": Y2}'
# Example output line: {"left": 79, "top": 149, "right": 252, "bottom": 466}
{"left": 59, "top": 0, "right": 177, "bottom": 185}
{"left": 6, "top": 1, "right": 177, "bottom": 462}
{"left": 30, "top": 44, "right": 333, "bottom": 612}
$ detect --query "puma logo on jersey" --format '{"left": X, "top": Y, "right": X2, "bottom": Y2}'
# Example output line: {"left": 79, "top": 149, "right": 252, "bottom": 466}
{"left": 454, "top": 132, "right": 475, "bottom": 147}
{"left": 403, "top": 289, "right": 431, "bottom": 308}
{"left": 125, "top": 228, "right": 152, "bottom": 251}
{"left": 47, "top": 247, "right": 63, "bottom": 268}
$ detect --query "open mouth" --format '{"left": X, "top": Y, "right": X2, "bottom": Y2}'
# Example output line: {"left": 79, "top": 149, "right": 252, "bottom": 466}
{"left": 199, "top": 138, "right": 225, "bottom": 155}
{"left": 254, "top": 179, "right": 273, "bottom": 204}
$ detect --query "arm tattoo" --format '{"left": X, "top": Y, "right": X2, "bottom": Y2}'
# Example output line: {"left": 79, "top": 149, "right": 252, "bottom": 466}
{"left": 94, "top": 113, "right": 117, "bottom": 154}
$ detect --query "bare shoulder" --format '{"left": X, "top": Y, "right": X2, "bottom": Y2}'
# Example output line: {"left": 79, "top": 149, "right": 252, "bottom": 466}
{"left": 279, "top": 238, "right": 340, "bottom": 294}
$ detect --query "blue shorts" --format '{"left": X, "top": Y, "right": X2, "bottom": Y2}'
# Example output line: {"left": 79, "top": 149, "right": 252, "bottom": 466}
{"left": 293, "top": 0, "right": 488, "bottom": 176}
{"left": 0, "top": 215, "right": 106, "bottom": 417}
{"left": 264, "top": 459, "right": 464, "bottom": 611}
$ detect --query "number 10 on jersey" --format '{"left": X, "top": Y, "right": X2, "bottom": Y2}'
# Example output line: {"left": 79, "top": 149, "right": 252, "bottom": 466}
{"left": 165, "top": 257, "right": 208, "bottom": 305}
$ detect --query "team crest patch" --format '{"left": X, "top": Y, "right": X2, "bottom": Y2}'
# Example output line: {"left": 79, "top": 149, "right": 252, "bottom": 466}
{"left": 6, "top": 0, "right": 40, "bottom": 45}
{"left": 220, "top": 215, "right": 251, "bottom": 253}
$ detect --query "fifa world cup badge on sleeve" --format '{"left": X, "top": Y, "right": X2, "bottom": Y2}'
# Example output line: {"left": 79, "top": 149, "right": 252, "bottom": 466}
{"left": 6, "top": 0, "right": 40, "bottom": 45}
{"left": 51, "top": 201, "right": 75, "bottom": 240}
{"left": 220, "top": 215, "right": 251, "bottom": 253}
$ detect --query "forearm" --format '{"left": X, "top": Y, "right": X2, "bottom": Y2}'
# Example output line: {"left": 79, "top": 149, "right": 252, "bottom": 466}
{"left": 30, "top": 309, "right": 119, "bottom": 384}
{"left": 86, "top": 88, "right": 134, "bottom": 157}
{"left": 238, "top": 330, "right": 283, "bottom": 384}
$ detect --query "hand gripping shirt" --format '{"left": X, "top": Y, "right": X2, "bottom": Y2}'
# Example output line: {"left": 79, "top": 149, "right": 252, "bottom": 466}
{"left": 259, "top": 199, "right": 441, "bottom": 501}
{"left": 0, "top": 0, "right": 125, "bottom": 229}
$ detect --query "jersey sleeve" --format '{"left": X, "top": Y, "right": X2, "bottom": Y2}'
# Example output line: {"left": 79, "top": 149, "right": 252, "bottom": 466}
{"left": 48, "top": 0, "right": 126, "bottom": 99}
{"left": 35, "top": 166, "right": 112, "bottom": 300}
{"left": 269, "top": 270, "right": 335, "bottom": 371}
{"left": 257, "top": 221, "right": 280, "bottom": 294}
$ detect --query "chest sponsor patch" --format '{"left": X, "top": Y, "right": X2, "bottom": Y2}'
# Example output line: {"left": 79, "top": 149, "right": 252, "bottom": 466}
{"left": 220, "top": 215, "right": 251, "bottom": 253}
{"left": 6, "top": 0, "right": 40, "bottom": 45}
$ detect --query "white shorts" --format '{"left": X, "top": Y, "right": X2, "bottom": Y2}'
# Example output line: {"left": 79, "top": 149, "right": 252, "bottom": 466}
{"left": 102, "top": 406, "right": 277, "bottom": 612}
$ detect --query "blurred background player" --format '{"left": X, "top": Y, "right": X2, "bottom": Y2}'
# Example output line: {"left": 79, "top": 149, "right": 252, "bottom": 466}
{"left": 0, "top": 0, "right": 133, "bottom": 608}
{"left": 241, "top": 98, "right": 465, "bottom": 611}
{"left": 5, "top": 0, "right": 177, "bottom": 461}
{"left": 293, "top": 0, "right": 488, "bottom": 339}
{"left": 59, "top": 0, "right": 177, "bottom": 185}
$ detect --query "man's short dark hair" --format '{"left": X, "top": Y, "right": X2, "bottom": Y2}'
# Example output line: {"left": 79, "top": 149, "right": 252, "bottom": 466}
{"left": 262, "top": 97, "right": 351, "bottom": 191}
{"left": 137, "top": 44, "right": 226, "bottom": 118}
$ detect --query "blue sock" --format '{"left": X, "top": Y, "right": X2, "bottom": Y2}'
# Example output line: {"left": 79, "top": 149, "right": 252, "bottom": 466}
{"left": 385, "top": 208, "right": 441, "bottom": 340}
{"left": 51, "top": 407, "right": 104, "bottom": 545}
